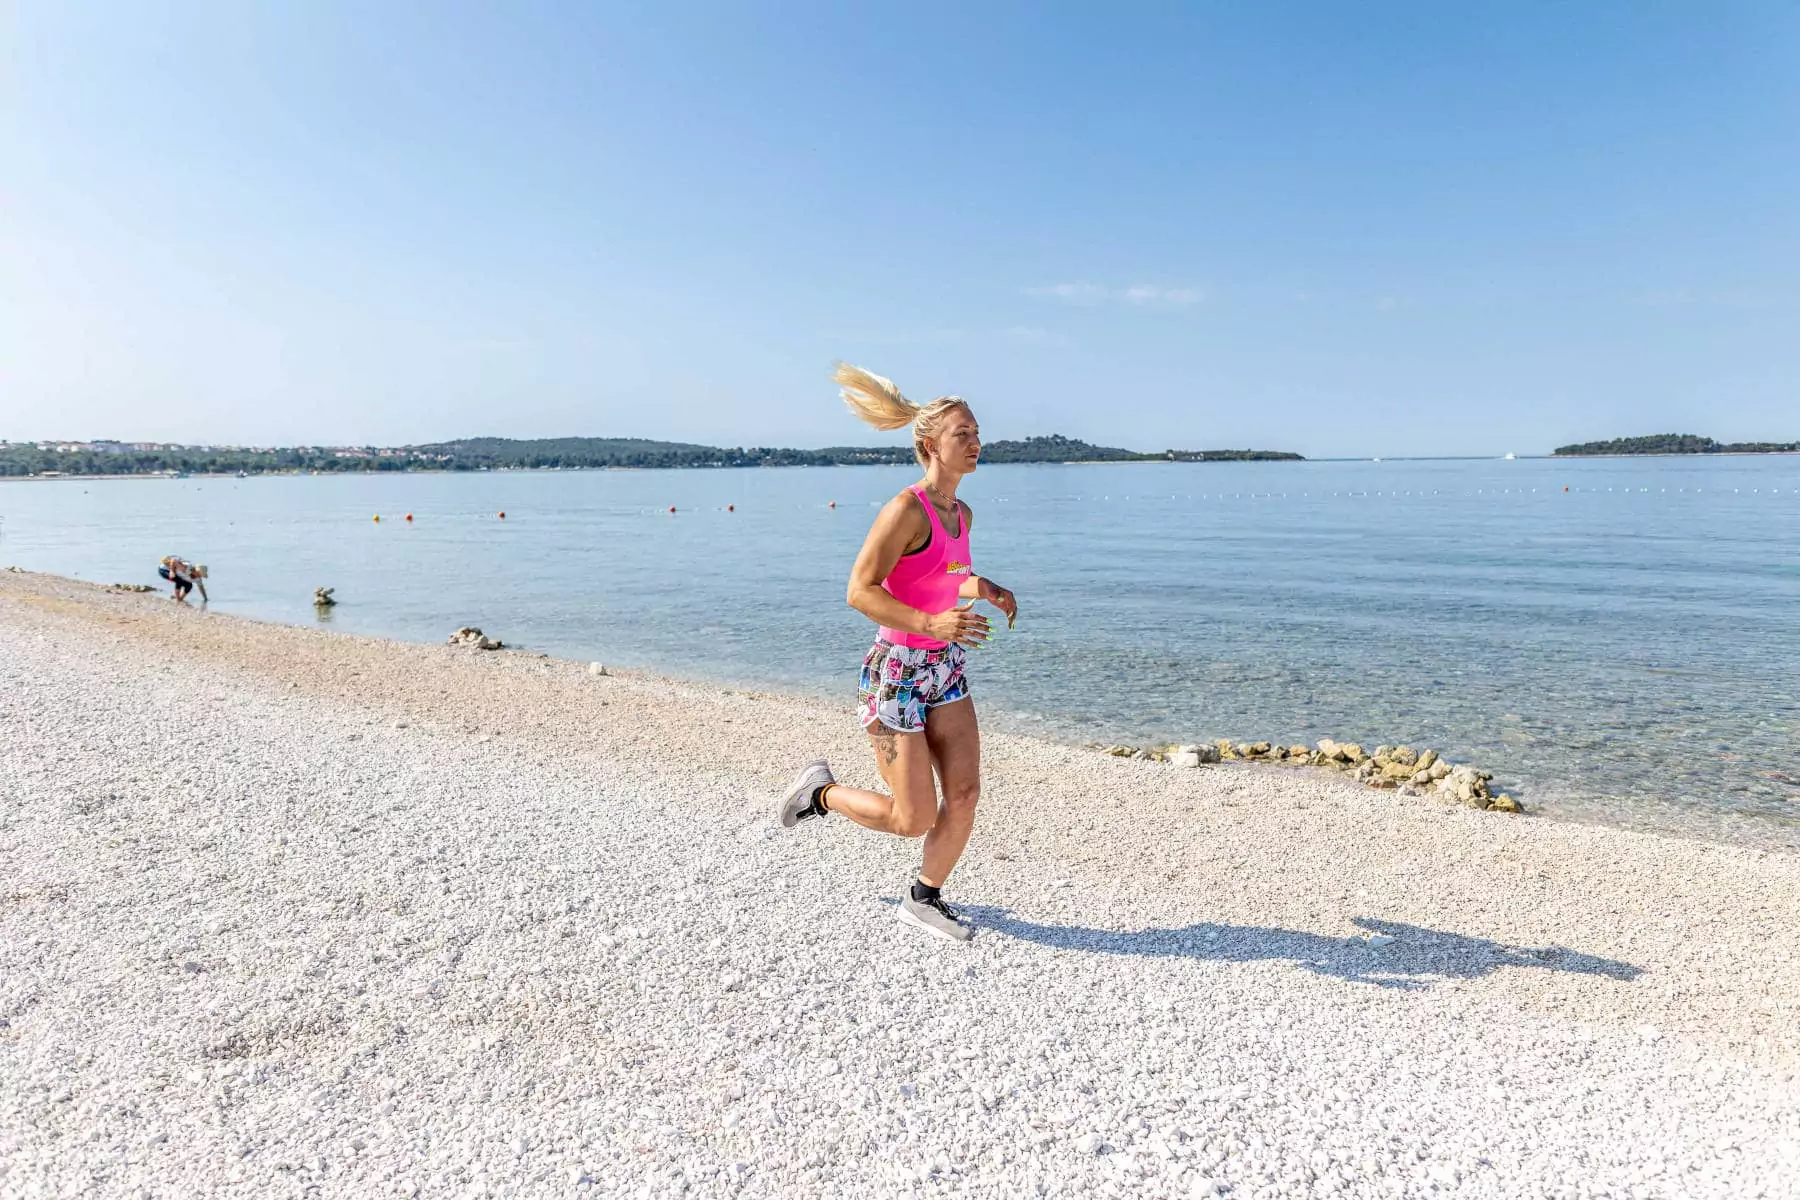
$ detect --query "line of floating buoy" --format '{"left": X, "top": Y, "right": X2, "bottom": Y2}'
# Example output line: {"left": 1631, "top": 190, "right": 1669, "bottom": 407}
{"left": 424, "top": 487, "right": 1799, "bottom": 522}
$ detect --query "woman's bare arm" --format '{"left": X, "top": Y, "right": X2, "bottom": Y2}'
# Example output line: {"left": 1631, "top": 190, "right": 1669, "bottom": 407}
{"left": 846, "top": 495, "right": 932, "bottom": 633}
{"left": 846, "top": 494, "right": 991, "bottom": 645}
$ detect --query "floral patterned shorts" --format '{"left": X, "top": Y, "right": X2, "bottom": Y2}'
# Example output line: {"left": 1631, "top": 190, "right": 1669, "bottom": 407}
{"left": 858, "top": 639, "right": 970, "bottom": 733}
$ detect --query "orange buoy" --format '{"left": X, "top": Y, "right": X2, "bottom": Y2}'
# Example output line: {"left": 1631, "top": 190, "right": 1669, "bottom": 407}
{"left": 373, "top": 514, "right": 380, "bottom": 522}
{"left": 828, "top": 500, "right": 836, "bottom": 509}
{"left": 1563, "top": 486, "right": 1569, "bottom": 493}
{"left": 727, "top": 504, "right": 735, "bottom": 512}
{"left": 498, "top": 511, "right": 506, "bottom": 519}
{"left": 405, "top": 513, "right": 413, "bottom": 522}
{"left": 669, "top": 505, "right": 677, "bottom": 514}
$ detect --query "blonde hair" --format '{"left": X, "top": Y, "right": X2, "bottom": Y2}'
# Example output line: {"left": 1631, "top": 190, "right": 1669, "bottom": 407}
{"left": 833, "top": 363, "right": 972, "bottom": 467}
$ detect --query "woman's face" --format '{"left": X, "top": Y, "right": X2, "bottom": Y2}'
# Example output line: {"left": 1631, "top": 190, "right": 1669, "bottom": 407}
{"left": 928, "top": 408, "right": 981, "bottom": 473}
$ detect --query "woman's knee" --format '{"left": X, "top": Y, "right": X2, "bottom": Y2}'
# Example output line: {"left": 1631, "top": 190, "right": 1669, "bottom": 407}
{"left": 941, "top": 781, "right": 980, "bottom": 816}
{"left": 888, "top": 782, "right": 940, "bottom": 837}
{"left": 894, "top": 809, "right": 937, "bottom": 838}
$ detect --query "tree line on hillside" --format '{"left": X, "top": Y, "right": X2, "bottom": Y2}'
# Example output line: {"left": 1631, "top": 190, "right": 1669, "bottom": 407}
{"left": 1553, "top": 434, "right": 1800, "bottom": 457}
{"left": 974, "top": 434, "right": 1300, "bottom": 463}
{"left": 0, "top": 434, "right": 1303, "bottom": 477}
{"left": 0, "top": 445, "right": 425, "bottom": 478}
{"left": 405, "top": 435, "right": 1301, "bottom": 467}
{"left": 416, "top": 438, "right": 915, "bottom": 469}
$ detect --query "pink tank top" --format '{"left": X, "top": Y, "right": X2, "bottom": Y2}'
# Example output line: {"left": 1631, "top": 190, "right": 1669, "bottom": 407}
{"left": 879, "top": 486, "right": 973, "bottom": 650}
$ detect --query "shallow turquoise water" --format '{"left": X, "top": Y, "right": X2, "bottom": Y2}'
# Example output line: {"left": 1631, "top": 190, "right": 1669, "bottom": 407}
{"left": 5, "top": 456, "right": 1798, "bottom": 849}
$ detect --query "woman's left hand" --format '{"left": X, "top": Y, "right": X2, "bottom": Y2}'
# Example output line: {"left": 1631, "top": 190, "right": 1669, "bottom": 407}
{"left": 980, "top": 578, "right": 1019, "bottom": 628}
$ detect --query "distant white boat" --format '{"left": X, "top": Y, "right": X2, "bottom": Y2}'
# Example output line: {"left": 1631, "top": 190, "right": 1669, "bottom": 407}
{"left": 1372, "top": 456, "right": 1382, "bottom": 462}
{"left": 1503, "top": 452, "right": 1516, "bottom": 460}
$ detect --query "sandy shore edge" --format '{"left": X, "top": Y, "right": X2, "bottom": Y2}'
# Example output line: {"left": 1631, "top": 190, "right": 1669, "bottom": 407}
{"left": 6, "top": 566, "right": 1796, "bottom": 1057}
{"left": 4, "top": 567, "right": 1799, "bottom": 1196}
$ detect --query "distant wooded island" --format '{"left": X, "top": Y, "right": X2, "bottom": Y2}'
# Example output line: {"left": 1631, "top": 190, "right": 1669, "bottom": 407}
{"left": 0, "top": 434, "right": 1303, "bottom": 477}
{"left": 1553, "top": 434, "right": 1800, "bottom": 457}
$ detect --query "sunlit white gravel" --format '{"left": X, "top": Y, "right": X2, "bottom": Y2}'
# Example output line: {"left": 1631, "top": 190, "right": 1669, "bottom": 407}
{"left": 2, "top": 571, "right": 1798, "bottom": 1198}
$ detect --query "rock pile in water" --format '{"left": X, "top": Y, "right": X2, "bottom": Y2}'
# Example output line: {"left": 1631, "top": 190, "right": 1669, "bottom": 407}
{"left": 447, "top": 626, "right": 504, "bottom": 650}
{"left": 1098, "top": 737, "right": 1520, "bottom": 812}
{"left": 313, "top": 587, "right": 337, "bottom": 607}
{"left": 109, "top": 583, "right": 156, "bottom": 593}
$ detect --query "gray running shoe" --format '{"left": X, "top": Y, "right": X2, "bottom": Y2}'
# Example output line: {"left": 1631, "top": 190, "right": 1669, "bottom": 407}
{"left": 778, "top": 759, "right": 834, "bottom": 828}
{"left": 896, "top": 892, "right": 974, "bottom": 943}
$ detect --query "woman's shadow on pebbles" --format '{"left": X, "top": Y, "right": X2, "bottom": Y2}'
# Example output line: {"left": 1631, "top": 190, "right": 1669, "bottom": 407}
{"left": 956, "top": 908, "right": 1643, "bottom": 990}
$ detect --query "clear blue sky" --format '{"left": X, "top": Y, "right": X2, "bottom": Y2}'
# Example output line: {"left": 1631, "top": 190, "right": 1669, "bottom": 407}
{"left": 4, "top": 3, "right": 1796, "bottom": 457}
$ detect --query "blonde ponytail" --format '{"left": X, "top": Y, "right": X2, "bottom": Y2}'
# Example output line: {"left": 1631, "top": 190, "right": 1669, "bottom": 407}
{"left": 834, "top": 363, "right": 919, "bottom": 431}
{"left": 833, "top": 362, "right": 974, "bottom": 467}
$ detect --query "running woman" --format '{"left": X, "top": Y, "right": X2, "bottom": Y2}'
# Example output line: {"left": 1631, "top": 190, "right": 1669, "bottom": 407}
{"left": 778, "top": 365, "right": 1018, "bottom": 942}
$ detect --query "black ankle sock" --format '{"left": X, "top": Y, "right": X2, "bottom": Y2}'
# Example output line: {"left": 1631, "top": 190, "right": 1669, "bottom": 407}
{"left": 910, "top": 880, "right": 941, "bottom": 903}
{"left": 808, "top": 784, "right": 831, "bottom": 816}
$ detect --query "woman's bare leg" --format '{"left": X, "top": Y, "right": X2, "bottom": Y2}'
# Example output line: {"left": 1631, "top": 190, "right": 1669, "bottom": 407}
{"left": 919, "top": 697, "right": 980, "bottom": 887}
{"left": 816, "top": 725, "right": 941, "bottom": 837}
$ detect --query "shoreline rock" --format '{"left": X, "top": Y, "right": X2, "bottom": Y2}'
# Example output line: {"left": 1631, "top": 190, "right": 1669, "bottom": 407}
{"left": 1094, "top": 735, "right": 1523, "bottom": 813}
{"left": 448, "top": 626, "right": 503, "bottom": 651}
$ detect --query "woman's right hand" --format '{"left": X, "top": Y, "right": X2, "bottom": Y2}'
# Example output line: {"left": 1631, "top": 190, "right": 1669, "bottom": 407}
{"left": 923, "top": 602, "right": 991, "bottom": 647}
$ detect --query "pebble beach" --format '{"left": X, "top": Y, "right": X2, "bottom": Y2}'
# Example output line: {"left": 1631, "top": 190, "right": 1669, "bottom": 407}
{"left": 2, "top": 569, "right": 1797, "bottom": 1198}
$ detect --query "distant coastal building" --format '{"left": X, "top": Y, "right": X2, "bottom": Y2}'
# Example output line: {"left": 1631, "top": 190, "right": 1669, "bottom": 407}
{"left": 26, "top": 440, "right": 155, "bottom": 454}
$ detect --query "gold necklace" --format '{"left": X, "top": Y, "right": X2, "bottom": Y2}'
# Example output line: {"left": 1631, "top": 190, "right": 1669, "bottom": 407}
{"left": 922, "top": 482, "right": 960, "bottom": 528}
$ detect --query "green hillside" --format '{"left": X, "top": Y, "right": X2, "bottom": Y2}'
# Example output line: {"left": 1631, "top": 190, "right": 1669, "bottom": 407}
{"left": 1553, "top": 434, "right": 1800, "bottom": 456}
{"left": 0, "top": 433, "right": 1305, "bottom": 476}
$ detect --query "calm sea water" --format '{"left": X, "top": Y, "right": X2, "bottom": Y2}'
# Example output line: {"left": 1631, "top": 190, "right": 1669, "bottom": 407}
{"left": 5, "top": 457, "right": 1798, "bottom": 850}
